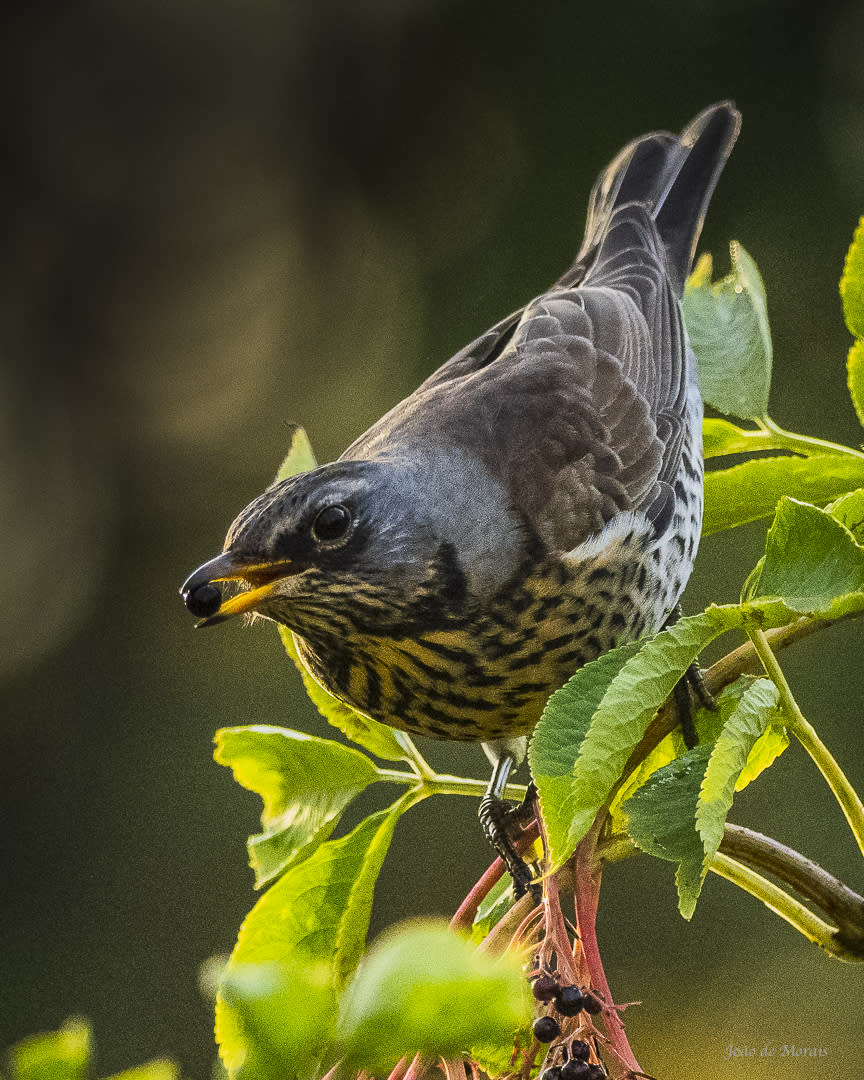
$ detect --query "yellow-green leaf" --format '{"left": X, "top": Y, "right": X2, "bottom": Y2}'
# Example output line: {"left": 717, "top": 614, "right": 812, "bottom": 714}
{"left": 840, "top": 216, "right": 864, "bottom": 340}
{"left": 274, "top": 425, "right": 318, "bottom": 481}
{"left": 848, "top": 339, "right": 864, "bottom": 428}
{"left": 682, "top": 243, "right": 772, "bottom": 420}
{"left": 7, "top": 1020, "right": 91, "bottom": 1080}
{"left": 214, "top": 726, "right": 380, "bottom": 887}
{"left": 703, "top": 454, "right": 864, "bottom": 534}
{"left": 339, "top": 921, "right": 531, "bottom": 1073}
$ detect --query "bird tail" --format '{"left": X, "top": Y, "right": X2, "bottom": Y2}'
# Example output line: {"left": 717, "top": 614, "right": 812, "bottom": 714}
{"left": 573, "top": 102, "right": 741, "bottom": 296}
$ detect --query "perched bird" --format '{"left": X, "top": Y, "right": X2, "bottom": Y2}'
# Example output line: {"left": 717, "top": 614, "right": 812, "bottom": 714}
{"left": 182, "top": 103, "right": 739, "bottom": 891}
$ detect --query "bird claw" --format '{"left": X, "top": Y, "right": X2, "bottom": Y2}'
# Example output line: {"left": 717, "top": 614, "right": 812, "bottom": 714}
{"left": 478, "top": 785, "right": 541, "bottom": 901}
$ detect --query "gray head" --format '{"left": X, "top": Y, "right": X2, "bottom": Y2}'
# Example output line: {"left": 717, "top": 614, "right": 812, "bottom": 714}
{"left": 180, "top": 450, "right": 524, "bottom": 639}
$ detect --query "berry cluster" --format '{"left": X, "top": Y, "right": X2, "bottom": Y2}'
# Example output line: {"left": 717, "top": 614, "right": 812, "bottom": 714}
{"left": 531, "top": 975, "right": 603, "bottom": 1017}
{"left": 530, "top": 975, "right": 606, "bottom": 1078}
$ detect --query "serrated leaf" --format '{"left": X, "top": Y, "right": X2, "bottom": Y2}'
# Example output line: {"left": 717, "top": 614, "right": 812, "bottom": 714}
{"left": 214, "top": 726, "right": 380, "bottom": 887}
{"left": 531, "top": 607, "right": 743, "bottom": 868}
{"left": 752, "top": 497, "right": 864, "bottom": 617}
{"left": 735, "top": 723, "right": 789, "bottom": 791}
{"left": 840, "top": 216, "right": 864, "bottom": 340}
{"left": 696, "top": 679, "right": 781, "bottom": 870}
{"left": 274, "top": 425, "right": 318, "bottom": 481}
{"left": 847, "top": 339, "right": 864, "bottom": 428}
{"left": 104, "top": 1063, "right": 179, "bottom": 1080}
{"left": 7, "top": 1020, "right": 91, "bottom": 1080}
{"left": 703, "top": 453, "right": 864, "bottom": 534}
{"left": 622, "top": 744, "right": 712, "bottom": 919}
{"left": 682, "top": 243, "right": 772, "bottom": 420}
{"left": 216, "top": 803, "right": 407, "bottom": 1080}
{"left": 338, "top": 921, "right": 530, "bottom": 1073}
{"left": 609, "top": 677, "right": 758, "bottom": 825}
{"left": 529, "top": 640, "right": 646, "bottom": 869}
{"left": 279, "top": 627, "right": 413, "bottom": 763}
{"left": 827, "top": 487, "right": 864, "bottom": 544}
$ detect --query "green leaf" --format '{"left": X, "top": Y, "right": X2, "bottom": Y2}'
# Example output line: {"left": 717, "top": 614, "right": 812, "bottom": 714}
{"left": 702, "top": 418, "right": 780, "bottom": 459}
{"left": 214, "top": 726, "right": 380, "bottom": 887}
{"left": 847, "top": 339, "right": 864, "bottom": 428}
{"left": 104, "top": 1063, "right": 179, "bottom": 1080}
{"left": 529, "top": 639, "right": 645, "bottom": 869}
{"left": 735, "top": 722, "right": 789, "bottom": 791}
{"left": 682, "top": 244, "right": 772, "bottom": 420}
{"left": 7, "top": 1020, "right": 91, "bottom": 1080}
{"left": 828, "top": 487, "right": 864, "bottom": 544}
{"left": 274, "top": 425, "right": 318, "bottom": 481}
{"left": 753, "top": 497, "right": 864, "bottom": 617}
{"left": 622, "top": 744, "right": 712, "bottom": 919}
{"left": 696, "top": 679, "right": 781, "bottom": 868}
{"left": 470, "top": 875, "right": 516, "bottom": 945}
{"left": 531, "top": 607, "right": 743, "bottom": 868}
{"left": 338, "top": 921, "right": 531, "bottom": 1073}
{"left": 217, "top": 962, "right": 336, "bottom": 1080}
{"left": 216, "top": 802, "right": 408, "bottom": 1080}
{"left": 840, "top": 216, "right": 864, "bottom": 340}
{"left": 278, "top": 627, "right": 413, "bottom": 763}
{"left": 703, "top": 453, "right": 864, "bottom": 534}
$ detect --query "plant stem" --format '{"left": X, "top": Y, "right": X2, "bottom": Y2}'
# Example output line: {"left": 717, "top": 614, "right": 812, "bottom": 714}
{"left": 449, "top": 858, "right": 507, "bottom": 932}
{"left": 747, "top": 622, "right": 864, "bottom": 858}
{"left": 375, "top": 767, "right": 527, "bottom": 801}
{"left": 574, "top": 825, "right": 642, "bottom": 1078}
{"left": 392, "top": 732, "right": 438, "bottom": 781}
{"left": 721, "top": 823, "right": 864, "bottom": 944}
{"left": 757, "top": 415, "right": 864, "bottom": 460}
{"left": 709, "top": 853, "right": 864, "bottom": 961}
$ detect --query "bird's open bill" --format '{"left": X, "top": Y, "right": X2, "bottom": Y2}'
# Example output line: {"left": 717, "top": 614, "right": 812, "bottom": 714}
{"left": 179, "top": 551, "right": 296, "bottom": 627}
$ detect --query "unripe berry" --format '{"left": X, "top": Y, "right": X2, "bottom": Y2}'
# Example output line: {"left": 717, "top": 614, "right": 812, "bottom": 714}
{"left": 532, "top": 974, "right": 560, "bottom": 1002}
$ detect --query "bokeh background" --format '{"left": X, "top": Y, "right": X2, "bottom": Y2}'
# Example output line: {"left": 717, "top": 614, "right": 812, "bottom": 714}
{"left": 3, "top": 2, "right": 864, "bottom": 1077}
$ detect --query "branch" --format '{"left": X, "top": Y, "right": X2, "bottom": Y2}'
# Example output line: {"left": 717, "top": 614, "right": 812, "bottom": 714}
{"left": 720, "top": 823, "right": 864, "bottom": 953}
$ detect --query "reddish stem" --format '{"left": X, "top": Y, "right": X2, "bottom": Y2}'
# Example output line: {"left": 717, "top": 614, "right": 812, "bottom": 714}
{"left": 384, "top": 1058, "right": 410, "bottom": 1080}
{"left": 574, "top": 831, "right": 641, "bottom": 1079}
{"left": 450, "top": 857, "right": 506, "bottom": 932}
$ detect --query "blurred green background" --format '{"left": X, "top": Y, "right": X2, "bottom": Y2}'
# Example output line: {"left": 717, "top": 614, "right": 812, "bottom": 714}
{"left": 3, "top": 1, "right": 864, "bottom": 1077}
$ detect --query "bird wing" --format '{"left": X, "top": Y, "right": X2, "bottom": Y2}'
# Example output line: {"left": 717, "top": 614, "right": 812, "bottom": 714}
{"left": 345, "top": 203, "right": 690, "bottom": 554}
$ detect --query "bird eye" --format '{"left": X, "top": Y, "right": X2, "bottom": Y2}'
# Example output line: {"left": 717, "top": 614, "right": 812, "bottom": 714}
{"left": 312, "top": 503, "right": 351, "bottom": 542}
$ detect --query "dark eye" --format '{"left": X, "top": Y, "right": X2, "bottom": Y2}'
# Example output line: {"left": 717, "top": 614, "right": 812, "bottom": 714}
{"left": 312, "top": 503, "right": 351, "bottom": 542}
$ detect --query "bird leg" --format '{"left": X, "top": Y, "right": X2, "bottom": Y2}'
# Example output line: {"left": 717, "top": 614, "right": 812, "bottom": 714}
{"left": 665, "top": 605, "right": 717, "bottom": 748}
{"left": 478, "top": 738, "right": 541, "bottom": 901}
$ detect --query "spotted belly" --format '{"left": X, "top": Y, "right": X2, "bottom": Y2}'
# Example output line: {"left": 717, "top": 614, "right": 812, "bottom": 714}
{"left": 294, "top": 546, "right": 666, "bottom": 742}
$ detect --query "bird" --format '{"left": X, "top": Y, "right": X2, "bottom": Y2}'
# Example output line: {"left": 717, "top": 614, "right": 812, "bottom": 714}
{"left": 182, "top": 103, "right": 740, "bottom": 893}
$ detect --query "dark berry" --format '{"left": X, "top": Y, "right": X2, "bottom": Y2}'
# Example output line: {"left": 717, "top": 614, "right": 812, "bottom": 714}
{"left": 533, "top": 1016, "right": 561, "bottom": 1043}
{"left": 582, "top": 991, "right": 602, "bottom": 1015}
{"left": 560, "top": 1062, "right": 592, "bottom": 1080}
{"left": 185, "top": 583, "right": 222, "bottom": 618}
{"left": 540, "top": 1069, "right": 562, "bottom": 1080}
{"left": 554, "top": 985, "right": 586, "bottom": 1016}
{"left": 585, "top": 1067, "right": 605, "bottom": 1080}
{"left": 532, "top": 974, "right": 560, "bottom": 1002}
{"left": 570, "top": 1040, "right": 591, "bottom": 1062}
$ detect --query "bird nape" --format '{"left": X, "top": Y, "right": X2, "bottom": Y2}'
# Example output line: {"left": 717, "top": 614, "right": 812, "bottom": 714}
{"left": 181, "top": 102, "right": 740, "bottom": 896}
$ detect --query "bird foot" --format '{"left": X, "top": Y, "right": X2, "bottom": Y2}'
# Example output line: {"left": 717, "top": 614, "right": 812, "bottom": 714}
{"left": 479, "top": 783, "right": 541, "bottom": 902}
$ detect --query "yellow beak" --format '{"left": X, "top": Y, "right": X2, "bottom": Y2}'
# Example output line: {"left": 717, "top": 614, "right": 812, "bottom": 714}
{"left": 180, "top": 551, "right": 297, "bottom": 627}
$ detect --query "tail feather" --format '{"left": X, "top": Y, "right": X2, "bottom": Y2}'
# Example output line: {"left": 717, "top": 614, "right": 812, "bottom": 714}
{"left": 574, "top": 102, "right": 740, "bottom": 296}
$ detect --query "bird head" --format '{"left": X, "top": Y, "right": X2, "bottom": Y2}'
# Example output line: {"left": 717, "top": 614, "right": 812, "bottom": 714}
{"left": 180, "top": 453, "right": 516, "bottom": 639}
